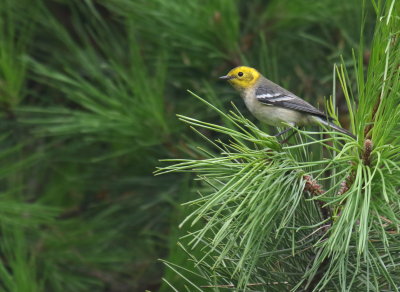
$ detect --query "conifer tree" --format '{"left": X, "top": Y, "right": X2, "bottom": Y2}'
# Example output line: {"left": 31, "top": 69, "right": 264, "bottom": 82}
{"left": 159, "top": 1, "right": 400, "bottom": 290}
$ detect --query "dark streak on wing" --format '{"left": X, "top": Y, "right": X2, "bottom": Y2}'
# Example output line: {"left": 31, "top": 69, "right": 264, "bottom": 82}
{"left": 255, "top": 83, "right": 329, "bottom": 119}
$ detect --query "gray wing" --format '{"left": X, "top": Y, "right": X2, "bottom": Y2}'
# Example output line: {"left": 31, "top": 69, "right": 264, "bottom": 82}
{"left": 255, "top": 81, "right": 328, "bottom": 119}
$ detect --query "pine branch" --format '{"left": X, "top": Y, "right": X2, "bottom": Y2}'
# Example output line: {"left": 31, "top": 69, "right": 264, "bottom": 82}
{"left": 303, "top": 175, "right": 332, "bottom": 292}
{"left": 200, "top": 281, "right": 289, "bottom": 288}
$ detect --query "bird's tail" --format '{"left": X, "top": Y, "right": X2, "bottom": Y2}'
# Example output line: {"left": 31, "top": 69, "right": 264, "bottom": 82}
{"left": 313, "top": 116, "right": 355, "bottom": 138}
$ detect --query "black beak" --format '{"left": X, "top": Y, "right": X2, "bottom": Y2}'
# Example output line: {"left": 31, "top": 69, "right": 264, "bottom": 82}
{"left": 219, "top": 75, "right": 235, "bottom": 80}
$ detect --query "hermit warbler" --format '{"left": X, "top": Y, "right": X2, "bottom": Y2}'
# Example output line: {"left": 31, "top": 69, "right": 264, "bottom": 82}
{"left": 220, "top": 66, "right": 354, "bottom": 138}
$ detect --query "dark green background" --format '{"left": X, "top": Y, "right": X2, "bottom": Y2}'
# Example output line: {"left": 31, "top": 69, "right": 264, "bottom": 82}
{"left": 0, "top": 0, "right": 374, "bottom": 291}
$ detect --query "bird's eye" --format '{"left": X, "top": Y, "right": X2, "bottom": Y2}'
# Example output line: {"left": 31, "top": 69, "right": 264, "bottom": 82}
{"left": 238, "top": 72, "right": 244, "bottom": 77}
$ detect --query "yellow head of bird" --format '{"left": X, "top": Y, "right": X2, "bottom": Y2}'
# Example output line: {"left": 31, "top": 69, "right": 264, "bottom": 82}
{"left": 219, "top": 66, "right": 261, "bottom": 90}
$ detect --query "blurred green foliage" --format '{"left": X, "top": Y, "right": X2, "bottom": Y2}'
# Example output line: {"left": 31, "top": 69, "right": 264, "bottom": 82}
{"left": 0, "top": 0, "right": 383, "bottom": 291}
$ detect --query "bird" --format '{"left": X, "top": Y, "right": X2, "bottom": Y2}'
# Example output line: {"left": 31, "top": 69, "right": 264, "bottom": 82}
{"left": 219, "top": 66, "right": 355, "bottom": 138}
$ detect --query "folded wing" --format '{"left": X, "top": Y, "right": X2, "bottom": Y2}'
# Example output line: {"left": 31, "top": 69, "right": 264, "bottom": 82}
{"left": 255, "top": 83, "right": 328, "bottom": 119}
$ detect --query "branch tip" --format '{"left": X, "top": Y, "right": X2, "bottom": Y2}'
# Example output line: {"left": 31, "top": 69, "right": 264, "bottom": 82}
{"left": 303, "top": 175, "right": 325, "bottom": 195}
{"left": 362, "top": 139, "right": 373, "bottom": 166}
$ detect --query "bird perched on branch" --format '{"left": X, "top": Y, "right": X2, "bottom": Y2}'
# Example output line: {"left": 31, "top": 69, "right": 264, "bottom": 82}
{"left": 220, "top": 66, "right": 354, "bottom": 138}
